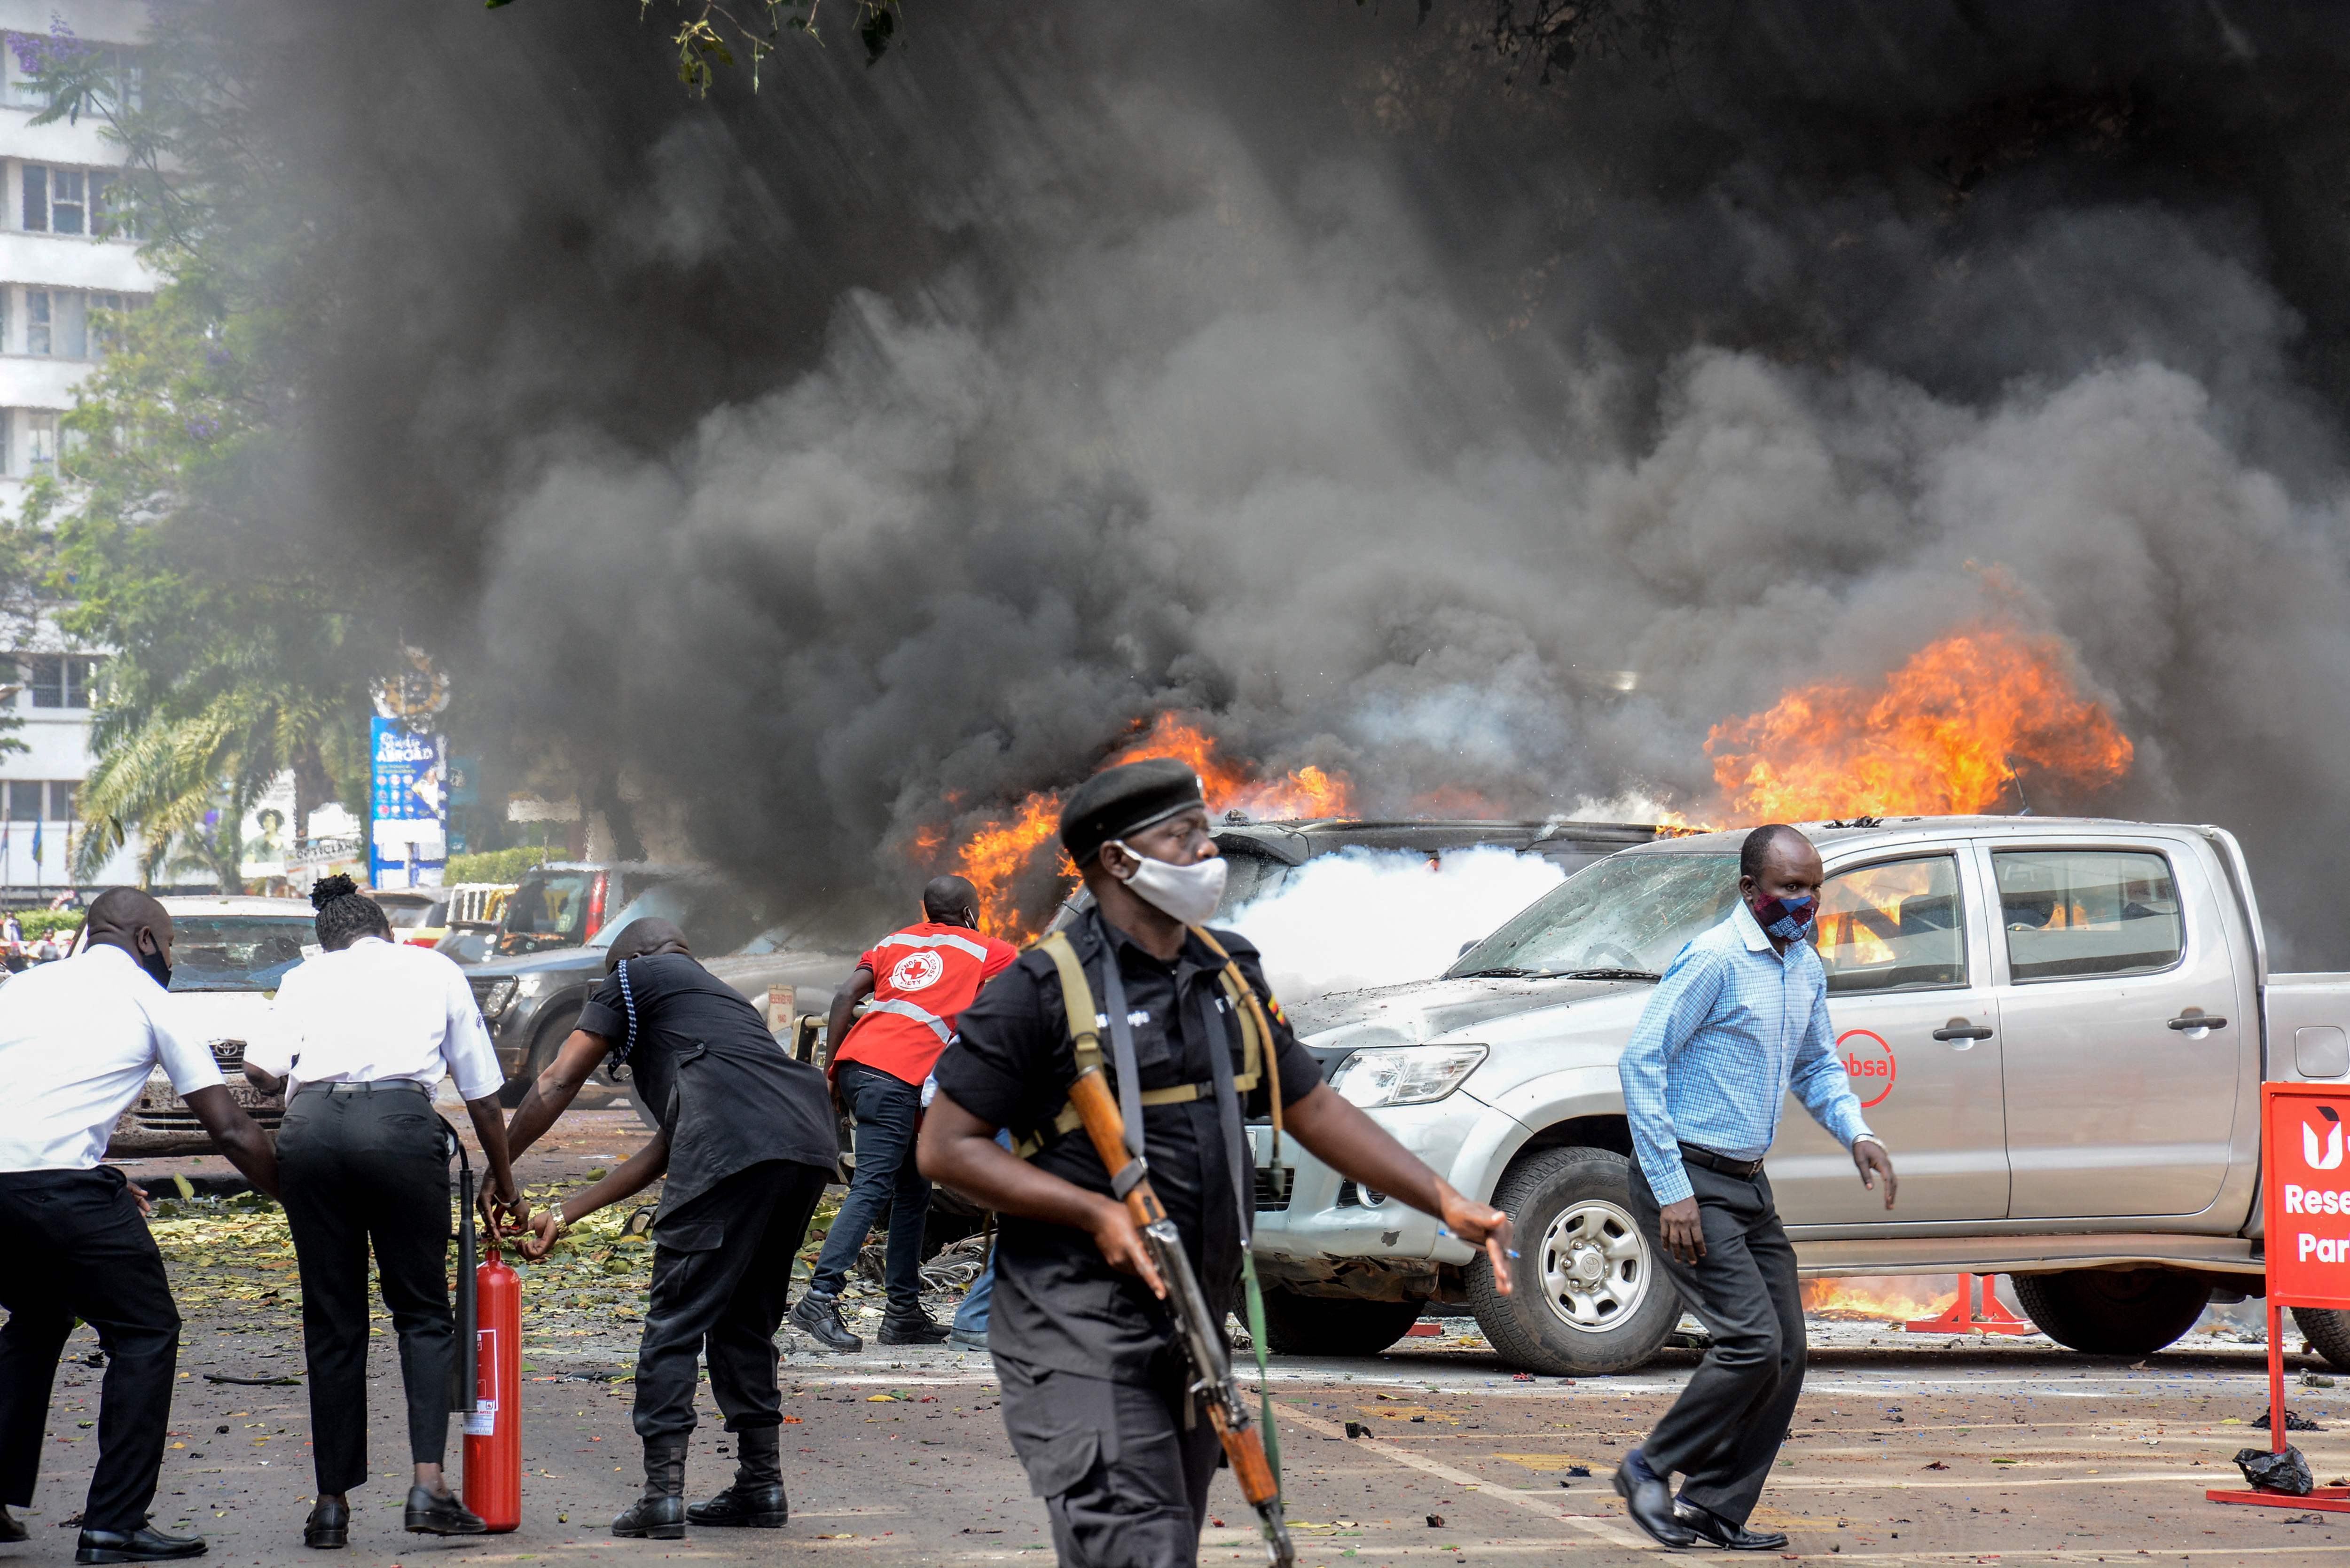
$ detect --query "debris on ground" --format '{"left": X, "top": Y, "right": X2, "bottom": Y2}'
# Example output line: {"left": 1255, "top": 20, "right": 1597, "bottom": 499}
{"left": 2236, "top": 1446, "right": 2314, "bottom": 1494}
{"left": 2251, "top": 1405, "right": 2325, "bottom": 1431}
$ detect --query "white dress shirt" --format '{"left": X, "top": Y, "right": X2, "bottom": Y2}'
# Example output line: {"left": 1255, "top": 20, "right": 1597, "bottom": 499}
{"left": 0, "top": 942, "right": 225, "bottom": 1172}
{"left": 248, "top": 936, "right": 504, "bottom": 1102}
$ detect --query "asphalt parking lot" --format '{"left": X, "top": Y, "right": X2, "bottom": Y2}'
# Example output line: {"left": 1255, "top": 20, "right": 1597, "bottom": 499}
{"left": 42, "top": 1113, "right": 2350, "bottom": 1565}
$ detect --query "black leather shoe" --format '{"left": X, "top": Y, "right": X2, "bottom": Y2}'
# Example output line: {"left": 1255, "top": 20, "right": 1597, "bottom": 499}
{"left": 0, "top": 1506, "right": 26, "bottom": 1544}
{"left": 403, "top": 1487, "right": 486, "bottom": 1536}
{"left": 877, "top": 1311, "right": 950, "bottom": 1345}
{"left": 75, "top": 1526, "right": 208, "bottom": 1564}
{"left": 1611, "top": 1451, "right": 1695, "bottom": 1549}
{"left": 788, "top": 1293, "right": 863, "bottom": 1352}
{"left": 685, "top": 1482, "right": 788, "bottom": 1529}
{"left": 1674, "top": 1499, "right": 1788, "bottom": 1552}
{"left": 302, "top": 1497, "right": 349, "bottom": 1550}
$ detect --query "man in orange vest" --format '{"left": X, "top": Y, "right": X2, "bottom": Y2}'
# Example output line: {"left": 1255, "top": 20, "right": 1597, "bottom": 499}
{"left": 791, "top": 875, "right": 1017, "bottom": 1351}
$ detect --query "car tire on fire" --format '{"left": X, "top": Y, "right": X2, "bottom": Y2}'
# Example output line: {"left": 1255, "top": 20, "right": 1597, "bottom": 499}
{"left": 1257, "top": 1289, "right": 1426, "bottom": 1358}
{"left": 2011, "top": 1268, "right": 2211, "bottom": 1356}
{"left": 1466, "top": 1146, "right": 1681, "bottom": 1376}
{"left": 2291, "top": 1306, "right": 2350, "bottom": 1373}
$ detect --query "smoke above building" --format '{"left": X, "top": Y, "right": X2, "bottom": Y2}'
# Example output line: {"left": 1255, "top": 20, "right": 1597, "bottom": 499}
{"left": 236, "top": 2, "right": 2350, "bottom": 956}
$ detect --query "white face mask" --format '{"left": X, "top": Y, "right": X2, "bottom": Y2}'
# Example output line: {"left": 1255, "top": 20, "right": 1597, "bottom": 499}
{"left": 1109, "top": 841, "right": 1229, "bottom": 926}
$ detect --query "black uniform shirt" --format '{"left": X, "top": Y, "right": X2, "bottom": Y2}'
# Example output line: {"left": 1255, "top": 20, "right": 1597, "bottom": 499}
{"left": 577, "top": 953, "right": 838, "bottom": 1235}
{"left": 932, "top": 915, "right": 1321, "bottom": 1381}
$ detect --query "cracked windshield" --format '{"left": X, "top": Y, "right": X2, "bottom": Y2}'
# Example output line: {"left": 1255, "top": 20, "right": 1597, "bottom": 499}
{"left": 1451, "top": 852, "right": 1739, "bottom": 979}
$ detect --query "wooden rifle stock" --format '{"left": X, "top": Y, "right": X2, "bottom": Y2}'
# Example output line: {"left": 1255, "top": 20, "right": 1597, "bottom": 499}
{"left": 1065, "top": 1067, "right": 1293, "bottom": 1565}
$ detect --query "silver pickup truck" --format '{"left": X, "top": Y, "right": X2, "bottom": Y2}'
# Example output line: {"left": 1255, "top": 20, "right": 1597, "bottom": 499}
{"left": 1249, "top": 815, "right": 2350, "bottom": 1376}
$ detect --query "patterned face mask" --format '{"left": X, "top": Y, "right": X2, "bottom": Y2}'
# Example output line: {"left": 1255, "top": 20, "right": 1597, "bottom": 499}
{"left": 1748, "top": 892, "right": 1818, "bottom": 942}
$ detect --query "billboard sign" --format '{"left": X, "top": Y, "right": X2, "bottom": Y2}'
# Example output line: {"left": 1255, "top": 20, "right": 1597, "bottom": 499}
{"left": 370, "top": 717, "right": 446, "bottom": 889}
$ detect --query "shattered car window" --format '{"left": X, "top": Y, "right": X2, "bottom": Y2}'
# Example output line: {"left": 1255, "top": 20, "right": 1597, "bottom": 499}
{"left": 170, "top": 917, "right": 313, "bottom": 992}
{"left": 1449, "top": 852, "right": 1739, "bottom": 979}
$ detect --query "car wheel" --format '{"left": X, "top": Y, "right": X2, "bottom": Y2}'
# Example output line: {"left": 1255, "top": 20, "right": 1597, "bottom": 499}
{"left": 2291, "top": 1307, "right": 2350, "bottom": 1373}
{"left": 2012, "top": 1269, "right": 2211, "bottom": 1356}
{"left": 1258, "top": 1288, "right": 1426, "bottom": 1357}
{"left": 500, "top": 1004, "right": 588, "bottom": 1110}
{"left": 1467, "top": 1146, "right": 1680, "bottom": 1376}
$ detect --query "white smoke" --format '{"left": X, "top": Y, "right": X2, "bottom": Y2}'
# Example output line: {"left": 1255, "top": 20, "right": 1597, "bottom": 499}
{"left": 1226, "top": 847, "right": 1567, "bottom": 1001}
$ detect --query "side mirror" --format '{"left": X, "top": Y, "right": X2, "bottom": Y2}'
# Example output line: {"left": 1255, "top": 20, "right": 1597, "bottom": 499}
{"left": 1457, "top": 940, "right": 1479, "bottom": 957}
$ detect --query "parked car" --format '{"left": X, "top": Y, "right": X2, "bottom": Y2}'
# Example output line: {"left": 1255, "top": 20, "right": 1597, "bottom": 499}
{"left": 464, "top": 876, "right": 860, "bottom": 1109}
{"left": 489, "top": 862, "right": 691, "bottom": 959}
{"left": 94, "top": 895, "right": 311, "bottom": 1156}
{"left": 1247, "top": 815, "right": 2350, "bottom": 1373}
{"left": 374, "top": 888, "right": 451, "bottom": 949}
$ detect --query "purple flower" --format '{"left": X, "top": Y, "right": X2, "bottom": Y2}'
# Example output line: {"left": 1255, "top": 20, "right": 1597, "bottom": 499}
{"left": 185, "top": 416, "right": 218, "bottom": 441}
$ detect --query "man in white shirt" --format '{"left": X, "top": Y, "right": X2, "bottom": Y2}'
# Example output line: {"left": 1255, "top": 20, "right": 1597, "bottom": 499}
{"left": 0, "top": 889, "right": 280, "bottom": 1565}
{"left": 240, "top": 875, "right": 518, "bottom": 1549}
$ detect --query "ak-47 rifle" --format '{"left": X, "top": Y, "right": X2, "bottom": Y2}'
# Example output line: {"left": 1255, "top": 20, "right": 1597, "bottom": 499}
{"left": 1064, "top": 1064, "right": 1294, "bottom": 1567}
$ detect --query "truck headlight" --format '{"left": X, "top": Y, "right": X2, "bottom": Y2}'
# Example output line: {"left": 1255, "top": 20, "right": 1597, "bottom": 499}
{"left": 1328, "top": 1044, "right": 1488, "bottom": 1109}
{"left": 479, "top": 979, "right": 518, "bottom": 1019}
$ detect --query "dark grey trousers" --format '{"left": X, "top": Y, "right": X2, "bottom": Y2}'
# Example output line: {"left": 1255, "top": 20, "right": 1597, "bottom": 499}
{"left": 278, "top": 1082, "right": 456, "bottom": 1493}
{"left": 1628, "top": 1160, "right": 1805, "bottom": 1527}
{"left": 633, "top": 1160, "right": 830, "bottom": 1448}
{"left": 995, "top": 1353, "right": 1221, "bottom": 1568}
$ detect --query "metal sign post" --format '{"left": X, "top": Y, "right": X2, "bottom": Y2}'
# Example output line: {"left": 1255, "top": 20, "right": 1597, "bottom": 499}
{"left": 2207, "top": 1081, "right": 2350, "bottom": 1513}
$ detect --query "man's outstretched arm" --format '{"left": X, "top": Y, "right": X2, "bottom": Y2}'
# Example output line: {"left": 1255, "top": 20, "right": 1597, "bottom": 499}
{"left": 1281, "top": 1082, "right": 1513, "bottom": 1293}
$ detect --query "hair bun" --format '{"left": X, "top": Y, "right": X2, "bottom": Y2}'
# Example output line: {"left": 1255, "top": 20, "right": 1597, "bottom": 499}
{"left": 310, "top": 873, "right": 360, "bottom": 911}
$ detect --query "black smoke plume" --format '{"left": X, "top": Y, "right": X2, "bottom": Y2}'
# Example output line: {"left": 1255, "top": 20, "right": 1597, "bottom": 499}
{"left": 226, "top": 2, "right": 2350, "bottom": 955}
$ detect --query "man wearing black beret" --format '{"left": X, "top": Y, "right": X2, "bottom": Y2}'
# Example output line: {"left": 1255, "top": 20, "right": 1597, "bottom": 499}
{"left": 920, "top": 758, "right": 1515, "bottom": 1568}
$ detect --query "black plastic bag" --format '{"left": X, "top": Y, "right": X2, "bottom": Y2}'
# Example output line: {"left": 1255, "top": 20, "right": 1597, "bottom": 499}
{"left": 2235, "top": 1445, "right": 2314, "bottom": 1495}
{"left": 2251, "top": 1405, "right": 2325, "bottom": 1432}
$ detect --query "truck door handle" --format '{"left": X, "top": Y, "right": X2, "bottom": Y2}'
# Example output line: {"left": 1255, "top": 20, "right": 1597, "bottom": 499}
{"left": 2167, "top": 1014, "right": 2228, "bottom": 1031}
{"left": 1931, "top": 1024, "right": 1994, "bottom": 1041}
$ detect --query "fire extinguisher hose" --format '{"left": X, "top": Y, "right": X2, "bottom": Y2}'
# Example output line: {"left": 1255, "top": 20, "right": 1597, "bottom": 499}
{"left": 442, "top": 1119, "right": 478, "bottom": 1415}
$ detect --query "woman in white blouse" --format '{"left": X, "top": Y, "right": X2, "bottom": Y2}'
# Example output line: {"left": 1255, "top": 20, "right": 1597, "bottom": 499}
{"left": 243, "top": 877, "right": 519, "bottom": 1550}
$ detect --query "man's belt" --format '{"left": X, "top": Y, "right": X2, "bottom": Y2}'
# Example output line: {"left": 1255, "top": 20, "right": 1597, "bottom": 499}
{"left": 1678, "top": 1142, "right": 1766, "bottom": 1180}
{"left": 295, "top": 1079, "right": 432, "bottom": 1097}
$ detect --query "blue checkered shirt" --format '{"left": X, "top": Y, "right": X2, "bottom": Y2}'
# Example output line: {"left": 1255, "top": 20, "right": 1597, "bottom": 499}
{"left": 1619, "top": 902, "right": 1874, "bottom": 1207}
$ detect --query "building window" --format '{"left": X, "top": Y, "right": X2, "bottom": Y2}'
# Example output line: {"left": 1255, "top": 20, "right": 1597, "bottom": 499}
{"left": 6, "top": 781, "right": 37, "bottom": 821}
{"left": 21, "top": 410, "right": 55, "bottom": 472}
{"left": 21, "top": 164, "right": 86, "bottom": 235}
{"left": 26, "top": 288, "right": 48, "bottom": 354}
{"left": 21, "top": 654, "right": 93, "bottom": 708}
{"left": 46, "top": 780, "right": 74, "bottom": 820}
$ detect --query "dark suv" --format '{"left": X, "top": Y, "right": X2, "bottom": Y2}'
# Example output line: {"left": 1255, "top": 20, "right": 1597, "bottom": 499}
{"left": 467, "top": 876, "right": 860, "bottom": 1106}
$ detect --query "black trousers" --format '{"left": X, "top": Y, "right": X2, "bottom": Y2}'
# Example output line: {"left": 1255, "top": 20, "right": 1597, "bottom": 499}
{"left": 633, "top": 1160, "right": 829, "bottom": 1449}
{"left": 1628, "top": 1160, "right": 1805, "bottom": 1527}
{"left": 995, "top": 1352, "right": 1222, "bottom": 1568}
{"left": 0, "top": 1167, "right": 180, "bottom": 1532}
{"left": 278, "top": 1083, "right": 456, "bottom": 1494}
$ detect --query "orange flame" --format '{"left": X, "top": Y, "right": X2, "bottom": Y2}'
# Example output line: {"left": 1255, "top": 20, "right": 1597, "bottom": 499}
{"left": 1706, "top": 624, "right": 2132, "bottom": 823}
{"left": 937, "top": 713, "right": 1356, "bottom": 941}
{"left": 1801, "top": 1278, "right": 1950, "bottom": 1322}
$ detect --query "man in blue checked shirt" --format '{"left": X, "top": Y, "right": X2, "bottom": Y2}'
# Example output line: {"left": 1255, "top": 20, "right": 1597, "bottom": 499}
{"left": 1612, "top": 823, "right": 1897, "bottom": 1552}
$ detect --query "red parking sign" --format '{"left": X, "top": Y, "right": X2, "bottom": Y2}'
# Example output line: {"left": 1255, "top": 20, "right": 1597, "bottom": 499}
{"left": 2264, "top": 1081, "right": 2350, "bottom": 1310}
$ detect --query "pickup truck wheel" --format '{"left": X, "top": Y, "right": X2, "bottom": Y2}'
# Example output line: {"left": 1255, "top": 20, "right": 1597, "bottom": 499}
{"left": 2292, "top": 1307, "right": 2350, "bottom": 1373}
{"left": 2012, "top": 1269, "right": 2211, "bottom": 1356}
{"left": 1258, "top": 1290, "right": 1426, "bottom": 1357}
{"left": 1467, "top": 1147, "right": 1680, "bottom": 1376}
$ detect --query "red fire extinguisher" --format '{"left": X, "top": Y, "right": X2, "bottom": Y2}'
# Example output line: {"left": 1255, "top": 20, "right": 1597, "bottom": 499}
{"left": 463, "top": 1240, "right": 523, "bottom": 1532}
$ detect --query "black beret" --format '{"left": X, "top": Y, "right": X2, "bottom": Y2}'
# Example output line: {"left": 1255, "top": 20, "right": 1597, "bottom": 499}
{"left": 1060, "top": 758, "right": 1206, "bottom": 865}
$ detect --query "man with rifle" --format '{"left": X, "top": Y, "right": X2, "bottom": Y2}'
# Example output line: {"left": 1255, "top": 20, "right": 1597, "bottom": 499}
{"left": 920, "top": 759, "right": 1514, "bottom": 1568}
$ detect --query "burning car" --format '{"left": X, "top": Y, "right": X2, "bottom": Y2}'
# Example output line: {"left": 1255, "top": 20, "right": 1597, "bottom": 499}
{"left": 96, "top": 895, "right": 309, "bottom": 1157}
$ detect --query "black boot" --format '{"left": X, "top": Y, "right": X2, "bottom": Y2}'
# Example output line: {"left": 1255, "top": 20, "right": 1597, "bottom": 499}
{"left": 611, "top": 1445, "right": 688, "bottom": 1540}
{"left": 788, "top": 1292, "right": 863, "bottom": 1353}
{"left": 685, "top": 1427, "right": 788, "bottom": 1529}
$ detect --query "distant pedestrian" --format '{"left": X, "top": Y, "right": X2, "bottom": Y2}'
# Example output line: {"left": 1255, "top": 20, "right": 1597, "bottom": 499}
{"left": 790, "top": 875, "right": 1016, "bottom": 1352}
{"left": 1613, "top": 823, "right": 1897, "bottom": 1551}
{"left": 506, "top": 917, "right": 839, "bottom": 1539}
{"left": 241, "top": 875, "right": 520, "bottom": 1549}
{"left": 0, "top": 888, "right": 280, "bottom": 1565}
